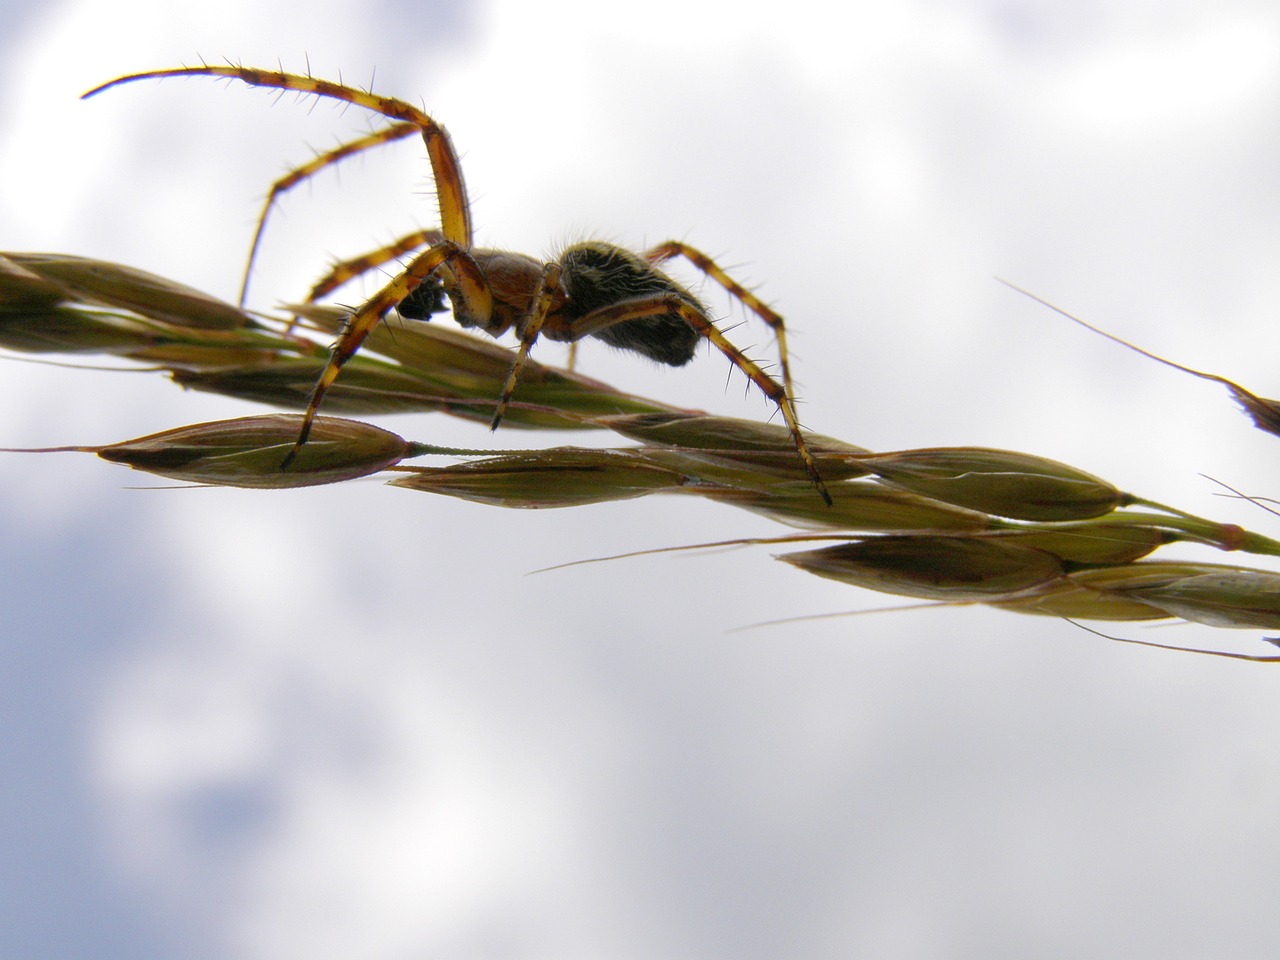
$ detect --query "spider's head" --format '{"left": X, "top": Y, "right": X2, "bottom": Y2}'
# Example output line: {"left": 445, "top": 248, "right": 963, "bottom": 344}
{"left": 395, "top": 276, "right": 449, "bottom": 321}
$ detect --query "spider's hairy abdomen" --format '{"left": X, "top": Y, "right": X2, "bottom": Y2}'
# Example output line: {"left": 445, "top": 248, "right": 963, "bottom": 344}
{"left": 559, "top": 242, "right": 703, "bottom": 366}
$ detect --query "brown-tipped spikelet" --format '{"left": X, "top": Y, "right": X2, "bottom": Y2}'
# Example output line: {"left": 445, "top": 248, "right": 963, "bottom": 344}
{"left": 779, "top": 536, "right": 1065, "bottom": 602}
{"left": 1004, "top": 282, "right": 1280, "bottom": 443}
{"left": 1231, "top": 391, "right": 1280, "bottom": 438}
{"left": 856, "top": 447, "right": 1125, "bottom": 521}
{"left": 96, "top": 414, "right": 412, "bottom": 487}
{"left": 391, "top": 448, "right": 686, "bottom": 508}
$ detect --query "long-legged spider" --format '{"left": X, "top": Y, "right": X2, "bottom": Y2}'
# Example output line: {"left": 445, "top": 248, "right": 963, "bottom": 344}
{"left": 83, "top": 64, "right": 831, "bottom": 504}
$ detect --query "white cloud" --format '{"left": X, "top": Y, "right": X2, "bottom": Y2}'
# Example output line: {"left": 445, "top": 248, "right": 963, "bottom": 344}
{"left": 5, "top": 1, "right": 1280, "bottom": 958}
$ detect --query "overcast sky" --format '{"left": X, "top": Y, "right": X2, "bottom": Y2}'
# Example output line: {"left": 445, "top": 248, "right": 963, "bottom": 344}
{"left": 3, "top": 1, "right": 1280, "bottom": 958}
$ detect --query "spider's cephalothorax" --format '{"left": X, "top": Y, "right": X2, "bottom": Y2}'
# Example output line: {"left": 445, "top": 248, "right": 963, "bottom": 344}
{"left": 83, "top": 64, "right": 831, "bottom": 503}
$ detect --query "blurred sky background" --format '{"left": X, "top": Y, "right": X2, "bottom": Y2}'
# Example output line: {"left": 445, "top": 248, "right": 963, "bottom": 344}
{"left": 2, "top": 1, "right": 1280, "bottom": 958}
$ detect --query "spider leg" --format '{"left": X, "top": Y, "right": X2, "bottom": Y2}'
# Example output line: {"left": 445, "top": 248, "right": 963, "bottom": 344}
{"left": 490, "top": 263, "right": 563, "bottom": 430}
{"left": 307, "top": 229, "right": 445, "bottom": 302}
{"left": 644, "top": 241, "right": 795, "bottom": 402}
{"left": 241, "top": 122, "right": 421, "bottom": 306}
{"left": 281, "top": 239, "right": 492, "bottom": 468}
{"left": 83, "top": 65, "right": 474, "bottom": 248}
{"left": 277, "top": 228, "right": 446, "bottom": 339}
{"left": 560, "top": 293, "right": 832, "bottom": 505}
{"left": 85, "top": 65, "right": 485, "bottom": 463}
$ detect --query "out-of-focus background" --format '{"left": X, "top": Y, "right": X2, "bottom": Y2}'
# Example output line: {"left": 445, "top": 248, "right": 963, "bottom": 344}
{"left": 2, "top": 2, "right": 1279, "bottom": 957}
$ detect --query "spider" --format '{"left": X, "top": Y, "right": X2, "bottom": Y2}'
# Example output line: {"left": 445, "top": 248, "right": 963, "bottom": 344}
{"left": 83, "top": 64, "right": 831, "bottom": 504}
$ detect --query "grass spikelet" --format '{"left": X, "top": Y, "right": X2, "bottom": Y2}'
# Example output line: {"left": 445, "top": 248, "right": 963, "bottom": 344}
{"left": 703, "top": 481, "right": 996, "bottom": 531}
{"left": 854, "top": 447, "right": 1125, "bottom": 521}
{"left": 0, "top": 304, "right": 170, "bottom": 355}
{"left": 967, "top": 519, "right": 1174, "bottom": 565}
{"left": 599, "top": 412, "right": 872, "bottom": 481}
{"left": 389, "top": 448, "right": 687, "bottom": 507}
{"left": 96, "top": 414, "right": 414, "bottom": 487}
{"left": 991, "top": 581, "right": 1176, "bottom": 622}
{"left": 294, "top": 304, "right": 684, "bottom": 424}
{"left": 1111, "top": 566, "right": 1280, "bottom": 630}
{"left": 169, "top": 358, "right": 476, "bottom": 415}
{"left": 0, "top": 253, "right": 65, "bottom": 304}
{"left": 779, "top": 536, "right": 1065, "bottom": 602}
{"left": 996, "top": 562, "right": 1280, "bottom": 629}
{"left": 2, "top": 252, "right": 251, "bottom": 330}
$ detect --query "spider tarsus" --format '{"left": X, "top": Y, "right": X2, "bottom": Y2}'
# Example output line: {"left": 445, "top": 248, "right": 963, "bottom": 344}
{"left": 815, "top": 476, "right": 834, "bottom": 507}
{"left": 280, "top": 416, "right": 315, "bottom": 471}
{"left": 280, "top": 439, "right": 303, "bottom": 470}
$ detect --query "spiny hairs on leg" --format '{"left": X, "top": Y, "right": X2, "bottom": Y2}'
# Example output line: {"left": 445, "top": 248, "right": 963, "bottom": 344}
{"left": 239, "top": 122, "right": 421, "bottom": 306}
{"left": 81, "top": 63, "right": 474, "bottom": 249}
{"left": 307, "top": 229, "right": 446, "bottom": 303}
{"left": 644, "top": 241, "right": 795, "bottom": 402}
{"left": 634, "top": 242, "right": 824, "bottom": 503}
{"left": 83, "top": 63, "right": 420, "bottom": 122}
{"left": 666, "top": 302, "right": 831, "bottom": 506}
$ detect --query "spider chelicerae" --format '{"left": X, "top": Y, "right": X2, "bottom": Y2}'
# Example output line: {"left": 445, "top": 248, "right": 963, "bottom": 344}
{"left": 83, "top": 64, "right": 831, "bottom": 504}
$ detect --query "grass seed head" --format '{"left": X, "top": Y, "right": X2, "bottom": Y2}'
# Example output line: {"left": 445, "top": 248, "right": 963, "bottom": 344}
{"left": 390, "top": 448, "right": 686, "bottom": 507}
{"left": 1001, "top": 561, "right": 1280, "bottom": 628}
{"left": 978, "top": 519, "right": 1173, "bottom": 565}
{"left": 602, "top": 411, "right": 866, "bottom": 454}
{"left": 0, "top": 304, "right": 167, "bottom": 354}
{"left": 168, "top": 359, "right": 479, "bottom": 415}
{"left": 780, "top": 535, "right": 1065, "bottom": 602}
{"left": 97, "top": 414, "right": 411, "bottom": 487}
{"left": 858, "top": 447, "right": 1124, "bottom": 521}
{"left": 708, "top": 481, "right": 996, "bottom": 531}
{"left": 295, "top": 305, "right": 682, "bottom": 423}
{"left": 600, "top": 412, "right": 871, "bottom": 482}
{"left": 3, "top": 252, "right": 251, "bottom": 330}
{"left": 0, "top": 254, "right": 65, "bottom": 305}
{"left": 1117, "top": 567, "right": 1280, "bottom": 630}
{"left": 1231, "top": 390, "right": 1280, "bottom": 438}
{"left": 992, "top": 582, "right": 1174, "bottom": 622}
